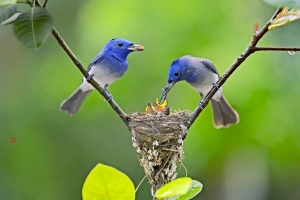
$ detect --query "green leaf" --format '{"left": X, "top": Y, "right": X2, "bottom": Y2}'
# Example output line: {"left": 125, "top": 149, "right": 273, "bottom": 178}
{"left": 82, "top": 163, "right": 135, "bottom": 200}
{"left": 155, "top": 177, "right": 192, "bottom": 199}
{"left": 0, "top": 0, "right": 16, "bottom": 6}
{"left": 0, "top": 4, "right": 17, "bottom": 24}
{"left": 263, "top": 0, "right": 300, "bottom": 8}
{"left": 268, "top": 7, "right": 300, "bottom": 29}
{"left": 1, "top": 12, "right": 20, "bottom": 25}
{"left": 167, "top": 180, "right": 203, "bottom": 200}
{"left": 13, "top": 7, "right": 53, "bottom": 50}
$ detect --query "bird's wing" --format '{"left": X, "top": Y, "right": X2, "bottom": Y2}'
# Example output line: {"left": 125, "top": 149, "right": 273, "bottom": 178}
{"left": 86, "top": 55, "right": 104, "bottom": 72}
{"left": 201, "top": 59, "right": 219, "bottom": 75}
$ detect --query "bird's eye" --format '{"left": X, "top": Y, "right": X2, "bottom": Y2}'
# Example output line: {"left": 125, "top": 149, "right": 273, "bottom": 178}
{"left": 118, "top": 43, "right": 123, "bottom": 47}
{"left": 174, "top": 72, "right": 179, "bottom": 76}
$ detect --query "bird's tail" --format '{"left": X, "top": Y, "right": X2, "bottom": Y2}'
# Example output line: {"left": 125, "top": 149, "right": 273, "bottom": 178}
{"left": 211, "top": 95, "right": 239, "bottom": 128}
{"left": 60, "top": 87, "right": 92, "bottom": 115}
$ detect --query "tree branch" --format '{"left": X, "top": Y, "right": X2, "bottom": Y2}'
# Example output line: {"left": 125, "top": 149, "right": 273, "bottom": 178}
{"left": 43, "top": 0, "right": 49, "bottom": 8}
{"left": 255, "top": 47, "right": 300, "bottom": 52}
{"left": 186, "top": 7, "right": 285, "bottom": 129}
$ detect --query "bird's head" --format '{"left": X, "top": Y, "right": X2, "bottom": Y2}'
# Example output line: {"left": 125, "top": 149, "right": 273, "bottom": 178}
{"left": 168, "top": 58, "right": 186, "bottom": 83}
{"left": 104, "top": 38, "right": 144, "bottom": 61}
{"left": 160, "top": 56, "right": 192, "bottom": 103}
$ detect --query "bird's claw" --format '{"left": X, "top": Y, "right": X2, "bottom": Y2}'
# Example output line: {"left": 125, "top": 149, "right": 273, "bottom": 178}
{"left": 198, "top": 100, "right": 204, "bottom": 110}
{"left": 105, "top": 94, "right": 113, "bottom": 102}
{"left": 86, "top": 74, "right": 94, "bottom": 81}
{"left": 104, "top": 90, "right": 113, "bottom": 102}
{"left": 104, "top": 91, "right": 113, "bottom": 102}
{"left": 103, "top": 84, "right": 113, "bottom": 102}
{"left": 213, "top": 82, "right": 220, "bottom": 90}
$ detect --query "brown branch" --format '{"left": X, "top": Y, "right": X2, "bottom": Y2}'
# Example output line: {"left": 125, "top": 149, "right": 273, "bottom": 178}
{"left": 185, "top": 7, "right": 284, "bottom": 129}
{"left": 43, "top": 0, "right": 49, "bottom": 7}
{"left": 255, "top": 47, "right": 300, "bottom": 52}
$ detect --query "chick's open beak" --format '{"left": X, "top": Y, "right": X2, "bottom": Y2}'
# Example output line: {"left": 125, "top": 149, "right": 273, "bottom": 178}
{"left": 127, "top": 44, "right": 144, "bottom": 51}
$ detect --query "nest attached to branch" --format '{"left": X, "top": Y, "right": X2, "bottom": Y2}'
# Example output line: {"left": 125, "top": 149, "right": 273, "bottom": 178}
{"left": 125, "top": 111, "right": 192, "bottom": 196}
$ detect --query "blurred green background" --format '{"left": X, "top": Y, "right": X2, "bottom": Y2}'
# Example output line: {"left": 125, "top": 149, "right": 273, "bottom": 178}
{"left": 1, "top": 0, "right": 300, "bottom": 199}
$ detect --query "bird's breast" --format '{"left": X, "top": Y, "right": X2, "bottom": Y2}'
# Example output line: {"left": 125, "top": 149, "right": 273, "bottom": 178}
{"left": 188, "top": 70, "right": 222, "bottom": 100}
{"left": 87, "top": 59, "right": 128, "bottom": 87}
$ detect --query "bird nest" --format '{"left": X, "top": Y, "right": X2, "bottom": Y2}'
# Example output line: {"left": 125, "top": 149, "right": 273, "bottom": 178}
{"left": 125, "top": 110, "right": 192, "bottom": 195}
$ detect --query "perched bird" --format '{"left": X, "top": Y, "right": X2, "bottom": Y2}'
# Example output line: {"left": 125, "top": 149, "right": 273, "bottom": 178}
{"left": 60, "top": 38, "right": 144, "bottom": 115}
{"left": 161, "top": 55, "right": 239, "bottom": 128}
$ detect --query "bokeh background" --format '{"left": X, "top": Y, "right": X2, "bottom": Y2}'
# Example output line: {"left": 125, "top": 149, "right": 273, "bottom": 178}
{"left": 1, "top": 0, "right": 300, "bottom": 199}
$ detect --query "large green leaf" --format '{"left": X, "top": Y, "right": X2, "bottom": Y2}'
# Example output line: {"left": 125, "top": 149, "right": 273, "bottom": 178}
{"left": 155, "top": 177, "right": 192, "bottom": 199}
{"left": 0, "top": 4, "right": 17, "bottom": 24}
{"left": 167, "top": 180, "right": 203, "bottom": 200}
{"left": 0, "top": 0, "right": 16, "bottom": 6}
{"left": 263, "top": 0, "right": 300, "bottom": 8}
{"left": 82, "top": 163, "right": 135, "bottom": 200}
{"left": 13, "top": 7, "right": 53, "bottom": 50}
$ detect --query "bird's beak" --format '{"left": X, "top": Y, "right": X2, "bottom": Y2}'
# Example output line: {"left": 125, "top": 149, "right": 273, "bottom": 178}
{"left": 127, "top": 44, "right": 144, "bottom": 51}
{"left": 160, "top": 81, "right": 175, "bottom": 103}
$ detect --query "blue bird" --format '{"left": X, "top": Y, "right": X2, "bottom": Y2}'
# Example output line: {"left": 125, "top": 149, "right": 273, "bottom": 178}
{"left": 162, "top": 55, "right": 239, "bottom": 128}
{"left": 60, "top": 38, "right": 144, "bottom": 115}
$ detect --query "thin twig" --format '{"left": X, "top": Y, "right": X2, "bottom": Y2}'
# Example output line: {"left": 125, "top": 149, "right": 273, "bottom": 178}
{"left": 43, "top": 0, "right": 49, "bottom": 8}
{"left": 186, "top": 7, "right": 285, "bottom": 129}
{"left": 180, "top": 162, "right": 188, "bottom": 177}
{"left": 17, "top": 1, "right": 29, "bottom": 4}
{"left": 135, "top": 175, "right": 147, "bottom": 193}
{"left": 161, "top": 148, "right": 178, "bottom": 152}
{"left": 255, "top": 47, "right": 300, "bottom": 52}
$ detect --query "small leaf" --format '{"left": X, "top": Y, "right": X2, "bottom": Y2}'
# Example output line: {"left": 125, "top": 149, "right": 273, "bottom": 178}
{"left": 0, "top": 3, "right": 16, "bottom": 24}
{"left": 167, "top": 180, "right": 203, "bottom": 200}
{"left": 82, "top": 163, "right": 135, "bottom": 200}
{"left": 269, "top": 7, "right": 300, "bottom": 29}
{"left": 0, "top": 0, "right": 16, "bottom": 6}
{"left": 1, "top": 12, "right": 21, "bottom": 25}
{"left": 263, "top": 0, "right": 300, "bottom": 8}
{"left": 254, "top": 22, "right": 259, "bottom": 32}
{"left": 13, "top": 7, "right": 53, "bottom": 49}
{"left": 155, "top": 177, "right": 192, "bottom": 199}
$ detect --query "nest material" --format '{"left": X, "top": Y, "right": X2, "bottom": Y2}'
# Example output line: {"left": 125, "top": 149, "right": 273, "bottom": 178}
{"left": 125, "top": 111, "right": 191, "bottom": 196}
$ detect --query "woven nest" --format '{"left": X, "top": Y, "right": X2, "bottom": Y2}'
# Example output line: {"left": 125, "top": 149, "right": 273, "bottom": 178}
{"left": 125, "top": 110, "right": 192, "bottom": 196}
